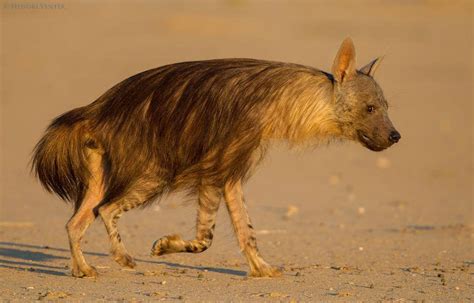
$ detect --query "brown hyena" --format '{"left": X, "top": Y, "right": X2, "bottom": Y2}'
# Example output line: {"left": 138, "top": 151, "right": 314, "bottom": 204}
{"left": 32, "top": 38, "right": 400, "bottom": 278}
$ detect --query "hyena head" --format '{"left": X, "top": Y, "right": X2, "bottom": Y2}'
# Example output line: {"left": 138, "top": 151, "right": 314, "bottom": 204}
{"left": 331, "top": 38, "right": 401, "bottom": 151}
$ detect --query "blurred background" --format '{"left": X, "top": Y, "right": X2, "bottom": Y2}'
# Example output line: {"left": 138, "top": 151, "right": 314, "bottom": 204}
{"left": 1, "top": 1, "right": 472, "bottom": 301}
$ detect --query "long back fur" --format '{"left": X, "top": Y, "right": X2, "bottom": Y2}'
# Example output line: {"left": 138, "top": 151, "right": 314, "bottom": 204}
{"left": 32, "top": 59, "right": 337, "bottom": 209}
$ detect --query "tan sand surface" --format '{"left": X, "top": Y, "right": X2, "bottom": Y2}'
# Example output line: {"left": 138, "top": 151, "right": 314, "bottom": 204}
{"left": 1, "top": 1, "right": 473, "bottom": 301}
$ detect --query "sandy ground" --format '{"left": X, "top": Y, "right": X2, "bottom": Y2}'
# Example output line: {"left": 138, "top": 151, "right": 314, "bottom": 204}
{"left": 1, "top": 1, "right": 473, "bottom": 302}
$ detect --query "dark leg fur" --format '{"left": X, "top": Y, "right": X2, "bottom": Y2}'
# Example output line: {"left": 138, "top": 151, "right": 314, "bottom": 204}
{"left": 224, "top": 180, "right": 281, "bottom": 277}
{"left": 99, "top": 177, "right": 164, "bottom": 268}
{"left": 151, "top": 185, "right": 221, "bottom": 255}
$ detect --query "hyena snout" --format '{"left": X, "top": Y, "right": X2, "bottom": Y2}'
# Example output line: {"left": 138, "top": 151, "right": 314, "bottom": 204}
{"left": 357, "top": 126, "right": 401, "bottom": 152}
{"left": 388, "top": 130, "right": 401, "bottom": 143}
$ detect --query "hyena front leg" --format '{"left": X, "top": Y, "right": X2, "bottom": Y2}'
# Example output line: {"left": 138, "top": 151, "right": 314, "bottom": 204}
{"left": 151, "top": 185, "right": 221, "bottom": 255}
{"left": 66, "top": 148, "right": 103, "bottom": 278}
{"left": 224, "top": 180, "right": 281, "bottom": 277}
{"left": 99, "top": 178, "right": 163, "bottom": 269}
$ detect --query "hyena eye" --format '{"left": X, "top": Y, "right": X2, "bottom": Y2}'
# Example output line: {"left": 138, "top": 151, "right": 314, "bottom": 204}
{"left": 367, "top": 105, "right": 375, "bottom": 113}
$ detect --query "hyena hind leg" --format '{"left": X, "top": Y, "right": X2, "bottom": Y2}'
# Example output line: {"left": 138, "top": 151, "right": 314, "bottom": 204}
{"left": 66, "top": 147, "right": 104, "bottom": 278}
{"left": 98, "top": 177, "right": 164, "bottom": 269}
{"left": 151, "top": 185, "right": 221, "bottom": 256}
{"left": 224, "top": 180, "right": 281, "bottom": 278}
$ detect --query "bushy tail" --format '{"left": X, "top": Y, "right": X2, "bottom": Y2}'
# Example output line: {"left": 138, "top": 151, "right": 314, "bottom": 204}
{"left": 32, "top": 107, "right": 90, "bottom": 206}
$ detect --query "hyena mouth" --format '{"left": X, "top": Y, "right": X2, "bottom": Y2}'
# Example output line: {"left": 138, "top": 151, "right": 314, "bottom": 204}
{"left": 357, "top": 130, "right": 386, "bottom": 152}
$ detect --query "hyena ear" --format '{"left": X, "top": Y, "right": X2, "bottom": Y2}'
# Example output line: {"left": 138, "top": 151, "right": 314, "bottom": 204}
{"left": 359, "top": 57, "right": 384, "bottom": 77}
{"left": 332, "top": 37, "right": 357, "bottom": 83}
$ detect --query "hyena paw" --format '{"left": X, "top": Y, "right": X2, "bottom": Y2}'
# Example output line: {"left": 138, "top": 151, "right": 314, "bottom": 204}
{"left": 151, "top": 234, "right": 182, "bottom": 256}
{"left": 250, "top": 264, "right": 282, "bottom": 278}
{"left": 71, "top": 265, "right": 98, "bottom": 278}
{"left": 151, "top": 237, "right": 170, "bottom": 256}
{"left": 114, "top": 253, "right": 137, "bottom": 269}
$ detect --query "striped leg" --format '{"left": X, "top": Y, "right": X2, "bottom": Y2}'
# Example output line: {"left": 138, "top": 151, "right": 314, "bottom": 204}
{"left": 151, "top": 185, "right": 221, "bottom": 255}
{"left": 99, "top": 178, "right": 163, "bottom": 268}
{"left": 224, "top": 180, "right": 281, "bottom": 277}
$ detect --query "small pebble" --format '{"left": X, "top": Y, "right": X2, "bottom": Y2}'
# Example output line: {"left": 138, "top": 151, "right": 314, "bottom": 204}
{"left": 337, "top": 291, "right": 352, "bottom": 297}
{"left": 268, "top": 292, "right": 288, "bottom": 298}
{"left": 38, "top": 291, "right": 70, "bottom": 300}
{"left": 151, "top": 291, "right": 167, "bottom": 297}
{"left": 329, "top": 174, "right": 341, "bottom": 185}
{"left": 284, "top": 205, "right": 299, "bottom": 219}
{"left": 439, "top": 119, "right": 452, "bottom": 133}
{"left": 376, "top": 157, "right": 391, "bottom": 169}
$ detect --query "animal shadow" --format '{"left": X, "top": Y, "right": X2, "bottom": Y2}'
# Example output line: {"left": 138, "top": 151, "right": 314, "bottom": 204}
{"left": 0, "top": 242, "right": 69, "bottom": 276}
{"left": 0, "top": 242, "right": 246, "bottom": 277}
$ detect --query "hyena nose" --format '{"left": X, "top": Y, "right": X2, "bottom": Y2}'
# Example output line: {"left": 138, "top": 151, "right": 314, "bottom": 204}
{"left": 389, "top": 130, "right": 401, "bottom": 143}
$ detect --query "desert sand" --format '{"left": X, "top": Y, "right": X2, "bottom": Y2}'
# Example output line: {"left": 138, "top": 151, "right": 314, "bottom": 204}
{"left": 1, "top": 1, "right": 473, "bottom": 301}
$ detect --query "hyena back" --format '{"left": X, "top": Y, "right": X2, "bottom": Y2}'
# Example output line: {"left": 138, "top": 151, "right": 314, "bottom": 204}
{"left": 32, "top": 38, "right": 400, "bottom": 278}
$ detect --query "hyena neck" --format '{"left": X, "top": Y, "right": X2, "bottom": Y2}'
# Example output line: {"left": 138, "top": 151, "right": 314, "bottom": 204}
{"left": 262, "top": 71, "right": 341, "bottom": 146}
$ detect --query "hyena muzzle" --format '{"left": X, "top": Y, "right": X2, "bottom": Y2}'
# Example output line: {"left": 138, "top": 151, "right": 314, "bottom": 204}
{"left": 32, "top": 37, "right": 400, "bottom": 278}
